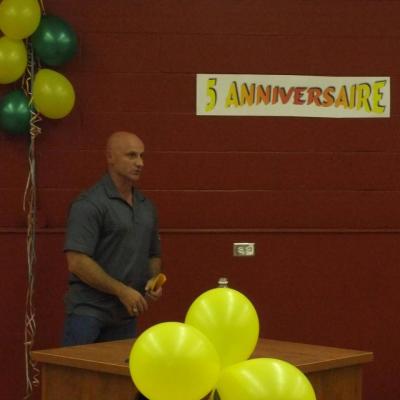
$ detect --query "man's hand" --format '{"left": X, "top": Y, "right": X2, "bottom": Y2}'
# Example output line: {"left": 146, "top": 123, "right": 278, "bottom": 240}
{"left": 145, "top": 273, "right": 166, "bottom": 301}
{"left": 145, "top": 286, "right": 163, "bottom": 301}
{"left": 117, "top": 285, "right": 148, "bottom": 316}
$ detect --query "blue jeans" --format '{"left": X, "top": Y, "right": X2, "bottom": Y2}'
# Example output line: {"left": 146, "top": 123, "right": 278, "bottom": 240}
{"left": 63, "top": 314, "right": 137, "bottom": 346}
{"left": 63, "top": 314, "right": 148, "bottom": 400}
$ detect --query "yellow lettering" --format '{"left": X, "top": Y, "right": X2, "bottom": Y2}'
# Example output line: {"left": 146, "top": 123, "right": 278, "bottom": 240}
{"left": 356, "top": 84, "right": 372, "bottom": 112}
{"left": 335, "top": 85, "right": 349, "bottom": 109}
{"left": 225, "top": 81, "right": 240, "bottom": 108}
{"left": 372, "top": 80, "right": 386, "bottom": 114}
{"left": 240, "top": 83, "right": 255, "bottom": 106}
{"left": 205, "top": 78, "right": 217, "bottom": 112}
{"left": 348, "top": 85, "right": 356, "bottom": 109}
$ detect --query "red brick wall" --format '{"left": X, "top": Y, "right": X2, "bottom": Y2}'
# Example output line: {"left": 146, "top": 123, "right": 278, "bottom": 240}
{"left": 1, "top": 1, "right": 399, "bottom": 399}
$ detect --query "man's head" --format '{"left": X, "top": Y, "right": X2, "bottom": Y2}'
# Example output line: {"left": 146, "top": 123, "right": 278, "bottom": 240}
{"left": 106, "top": 131, "right": 145, "bottom": 183}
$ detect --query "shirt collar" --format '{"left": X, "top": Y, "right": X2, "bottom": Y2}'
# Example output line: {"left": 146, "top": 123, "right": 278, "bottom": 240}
{"left": 101, "top": 173, "right": 145, "bottom": 202}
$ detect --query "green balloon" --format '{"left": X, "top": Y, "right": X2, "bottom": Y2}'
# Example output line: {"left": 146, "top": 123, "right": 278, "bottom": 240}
{"left": 0, "top": 90, "right": 31, "bottom": 135}
{"left": 32, "top": 15, "right": 78, "bottom": 66}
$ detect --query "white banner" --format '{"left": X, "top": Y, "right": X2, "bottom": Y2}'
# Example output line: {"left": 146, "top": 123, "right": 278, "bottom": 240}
{"left": 196, "top": 74, "right": 390, "bottom": 118}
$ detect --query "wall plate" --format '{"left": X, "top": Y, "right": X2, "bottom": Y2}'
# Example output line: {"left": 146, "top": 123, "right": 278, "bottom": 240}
{"left": 233, "top": 243, "right": 255, "bottom": 256}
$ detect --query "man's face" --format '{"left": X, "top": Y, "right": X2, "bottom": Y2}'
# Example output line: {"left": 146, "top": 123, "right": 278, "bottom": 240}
{"left": 108, "top": 134, "right": 145, "bottom": 182}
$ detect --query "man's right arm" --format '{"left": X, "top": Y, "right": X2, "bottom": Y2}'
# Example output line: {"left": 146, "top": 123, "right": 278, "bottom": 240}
{"left": 66, "top": 251, "right": 148, "bottom": 315}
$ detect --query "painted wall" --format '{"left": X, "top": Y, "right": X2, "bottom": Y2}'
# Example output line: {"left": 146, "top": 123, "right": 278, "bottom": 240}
{"left": 1, "top": 1, "right": 399, "bottom": 399}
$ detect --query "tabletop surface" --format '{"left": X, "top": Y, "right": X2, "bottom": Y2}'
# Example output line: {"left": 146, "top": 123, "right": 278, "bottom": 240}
{"left": 31, "top": 338, "right": 373, "bottom": 376}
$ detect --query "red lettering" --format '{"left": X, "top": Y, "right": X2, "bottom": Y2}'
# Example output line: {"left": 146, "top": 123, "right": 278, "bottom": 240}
{"left": 293, "top": 87, "right": 306, "bottom": 105}
{"left": 278, "top": 87, "right": 295, "bottom": 104}
{"left": 306, "top": 87, "right": 322, "bottom": 106}
{"left": 256, "top": 85, "right": 271, "bottom": 105}
{"left": 272, "top": 86, "right": 279, "bottom": 104}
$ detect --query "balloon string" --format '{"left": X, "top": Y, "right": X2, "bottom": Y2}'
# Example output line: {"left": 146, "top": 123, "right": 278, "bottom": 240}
{"left": 22, "top": 39, "right": 41, "bottom": 400}
{"left": 39, "top": 0, "right": 46, "bottom": 15}
{"left": 22, "top": 39, "right": 42, "bottom": 143}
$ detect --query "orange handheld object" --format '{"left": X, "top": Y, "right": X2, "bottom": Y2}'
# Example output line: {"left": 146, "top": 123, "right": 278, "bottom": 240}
{"left": 148, "top": 273, "right": 167, "bottom": 291}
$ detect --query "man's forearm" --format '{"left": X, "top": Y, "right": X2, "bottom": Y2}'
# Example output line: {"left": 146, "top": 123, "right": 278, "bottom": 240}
{"left": 66, "top": 251, "right": 125, "bottom": 297}
{"left": 66, "top": 251, "right": 149, "bottom": 315}
{"left": 149, "top": 256, "right": 162, "bottom": 277}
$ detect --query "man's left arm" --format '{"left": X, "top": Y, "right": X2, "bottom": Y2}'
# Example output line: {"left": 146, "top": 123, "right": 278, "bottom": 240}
{"left": 149, "top": 256, "right": 162, "bottom": 277}
{"left": 145, "top": 202, "right": 163, "bottom": 299}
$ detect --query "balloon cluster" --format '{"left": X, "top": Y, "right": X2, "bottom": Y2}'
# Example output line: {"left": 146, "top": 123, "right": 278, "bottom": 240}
{"left": 0, "top": 0, "right": 77, "bottom": 135}
{"left": 129, "top": 287, "right": 316, "bottom": 400}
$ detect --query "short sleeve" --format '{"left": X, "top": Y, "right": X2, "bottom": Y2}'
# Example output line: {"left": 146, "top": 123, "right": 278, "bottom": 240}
{"left": 64, "top": 199, "right": 102, "bottom": 256}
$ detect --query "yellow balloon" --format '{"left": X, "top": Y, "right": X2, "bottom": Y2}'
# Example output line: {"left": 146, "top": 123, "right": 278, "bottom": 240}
{"left": 129, "top": 322, "right": 221, "bottom": 400}
{"left": 0, "top": 36, "right": 27, "bottom": 84}
{"left": 0, "top": 0, "right": 41, "bottom": 39}
{"left": 185, "top": 288, "right": 259, "bottom": 368}
{"left": 216, "top": 358, "right": 316, "bottom": 400}
{"left": 32, "top": 69, "right": 75, "bottom": 119}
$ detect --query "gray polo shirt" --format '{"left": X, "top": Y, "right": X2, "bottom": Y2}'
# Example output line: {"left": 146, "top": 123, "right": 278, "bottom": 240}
{"left": 64, "top": 174, "right": 161, "bottom": 323}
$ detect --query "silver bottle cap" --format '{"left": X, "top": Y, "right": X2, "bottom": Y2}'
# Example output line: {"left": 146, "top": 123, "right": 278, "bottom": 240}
{"left": 217, "top": 277, "right": 229, "bottom": 287}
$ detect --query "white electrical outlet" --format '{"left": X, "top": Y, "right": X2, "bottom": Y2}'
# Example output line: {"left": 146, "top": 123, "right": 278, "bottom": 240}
{"left": 233, "top": 243, "right": 255, "bottom": 257}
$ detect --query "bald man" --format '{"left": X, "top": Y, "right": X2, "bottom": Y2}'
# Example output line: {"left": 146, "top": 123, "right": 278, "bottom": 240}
{"left": 62, "top": 131, "right": 162, "bottom": 347}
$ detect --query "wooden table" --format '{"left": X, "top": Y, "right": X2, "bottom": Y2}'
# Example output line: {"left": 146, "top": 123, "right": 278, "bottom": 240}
{"left": 31, "top": 338, "right": 373, "bottom": 400}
